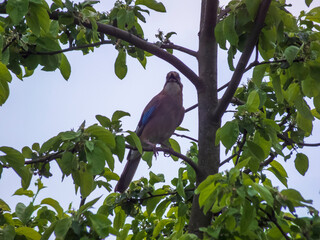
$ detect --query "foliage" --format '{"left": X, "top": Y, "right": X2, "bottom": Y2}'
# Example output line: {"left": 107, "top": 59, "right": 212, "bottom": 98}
{"left": 1, "top": 0, "right": 320, "bottom": 239}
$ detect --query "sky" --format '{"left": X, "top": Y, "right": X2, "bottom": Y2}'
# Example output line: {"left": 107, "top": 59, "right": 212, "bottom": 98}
{"left": 0, "top": 0, "right": 319, "bottom": 227}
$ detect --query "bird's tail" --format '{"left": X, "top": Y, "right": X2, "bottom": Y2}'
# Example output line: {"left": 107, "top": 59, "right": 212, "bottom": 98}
{"left": 114, "top": 149, "right": 141, "bottom": 193}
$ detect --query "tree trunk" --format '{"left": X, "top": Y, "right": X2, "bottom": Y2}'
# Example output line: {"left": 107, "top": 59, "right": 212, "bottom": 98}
{"left": 188, "top": 0, "right": 220, "bottom": 236}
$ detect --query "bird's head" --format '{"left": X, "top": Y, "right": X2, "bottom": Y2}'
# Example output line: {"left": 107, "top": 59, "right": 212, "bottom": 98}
{"left": 165, "top": 71, "right": 183, "bottom": 87}
{"left": 164, "top": 71, "right": 183, "bottom": 95}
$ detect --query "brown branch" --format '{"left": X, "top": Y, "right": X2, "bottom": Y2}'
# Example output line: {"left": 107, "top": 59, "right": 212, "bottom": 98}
{"left": 278, "top": 133, "right": 320, "bottom": 147}
{"left": 217, "top": 7, "right": 231, "bottom": 20}
{"left": 173, "top": 133, "right": 198, "bottom": 142}
{"left": 49, "top": 11, "right": 201, "bottom": 89}
{"left": 244, "top": 58, "right": 305, "bottom": 73}
{"left": 24, "top": 151, "right": 63, "bottom": 165}
{"left": 219, "top": 131, "right": 247, "bottom": 167}
{"left": 184, "top": 83, "right": 242, "bottom": 113}
{"left": 24, "top": 40, "right": 112, "bottom": 56}
{"left": 160, "top": 43, "right": 197, "bottom": 57}
{"left": 259, "top": 206, "right": 291, "bottom": 240}
{"left": 125, "top": 144, "right": 201, "bottom": 175}
{"left": 214, "top": 0, "right": 272, "bottom": 121}
{"left": 185, "top": 104, "right": 198, "bottom": 113}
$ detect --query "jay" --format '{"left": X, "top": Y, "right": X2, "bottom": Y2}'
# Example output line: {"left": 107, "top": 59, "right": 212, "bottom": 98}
{"left": 115, "top": 71, "right": 185, "bottom": 193}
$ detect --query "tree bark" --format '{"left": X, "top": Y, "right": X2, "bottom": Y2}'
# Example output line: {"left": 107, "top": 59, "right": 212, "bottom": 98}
{"left": 188, "top": 0, "right": 220, "bottom": 236}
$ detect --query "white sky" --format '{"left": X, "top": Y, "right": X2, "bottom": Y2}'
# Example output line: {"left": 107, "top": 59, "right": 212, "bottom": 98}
{"left": 0, "top": 0, "right": 319, "bottom": 223}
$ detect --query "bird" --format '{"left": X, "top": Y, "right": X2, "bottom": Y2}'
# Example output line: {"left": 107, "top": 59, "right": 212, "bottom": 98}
{"left": 114, "top": 71, "right": 185, "bottom": 193}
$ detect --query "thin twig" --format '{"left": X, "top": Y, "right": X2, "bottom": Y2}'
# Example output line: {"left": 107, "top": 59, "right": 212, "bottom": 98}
{"left": 235, "top": 131, "right": 247, "bottom": 165}
{"left": 219, "top": 153, "right": 237, "bottom": 166}
{"left": 23, "top": 40, "right": 112, "bottom": 56}
{"left": 185, "top": 104, "right": 198, "bottom": 113}
{"left": 173, "top": 133, "right": 198, "bottom": 142}
{"left": 24, "top": 151, "right": 63, "bottom": 165}
{"left": 160, "top": 43, "right": 197, "bottom": 57}
{"left": 125, "top": 144, "right": 200, "bottom": 175}
{"left": 259, "top": 207, "right": 291, "bottom": 240}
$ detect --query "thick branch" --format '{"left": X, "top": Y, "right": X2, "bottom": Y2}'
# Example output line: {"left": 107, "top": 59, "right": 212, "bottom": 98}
{"left": 49, "top": 12, "right": 201, "bottom": 89}
{"left": 213, "top": 0, "right": 272, "bottom": 121}
{"left": 160, "top": 43, "right": 197, "bottom": 57}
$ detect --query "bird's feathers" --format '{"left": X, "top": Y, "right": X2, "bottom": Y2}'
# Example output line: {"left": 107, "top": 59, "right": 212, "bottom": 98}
{"left": 115, "top": 71, "right": 184, "bottom": 193}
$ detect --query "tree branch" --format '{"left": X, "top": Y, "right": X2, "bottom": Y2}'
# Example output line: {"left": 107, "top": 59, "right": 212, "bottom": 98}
{"left": 213, "top": 0, "right": 272, "bottom": 121}
{"left": 23, "top": 40, "right": 112, "bottom": 56}
{"left": 24, "top": 151, "right": 63, "bottom": 165}
{"left": 173, "top": 132, "right": 198, "bottom": 142}
{"left": 49, "top": 11, "right": 201, "bottom": 89}
{"left": 160, "top": 43, "right": 197, "bottom": 57}
{"left": 244, "top": 58, "right": 305, "bottom": 73}
{"left": 259, "top": 206, "right": 291, "bottom": 240}
{"left": 125, "top": 144, "right": 201, "bottom": 175}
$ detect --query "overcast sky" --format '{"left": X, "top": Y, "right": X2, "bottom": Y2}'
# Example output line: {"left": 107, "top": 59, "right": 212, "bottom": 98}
{"left": 0, "top": 0, "right": 319, "bottom": 222}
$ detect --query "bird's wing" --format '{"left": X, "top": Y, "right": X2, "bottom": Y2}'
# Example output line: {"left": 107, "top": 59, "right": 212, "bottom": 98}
{"left": 135, "top": 94, "right": 163, "bottom": 136}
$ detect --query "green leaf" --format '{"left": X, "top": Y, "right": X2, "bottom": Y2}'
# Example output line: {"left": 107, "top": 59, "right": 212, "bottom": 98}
{"left": 79, "top": 196, "right": 101, "bottom": 214}
{"left": 281, "top": 188, "right": 312, "bottom": 204}
{"left": 59, "top": 130, "right": 80, "bottom": 141}
{"left": 223, "top": 13, "right": 238, "bottom": 46}
{"left": 112, "top": 110, "right": 130, "bottom": 121}
{"left": 245, "top": 0, "right": 261, "bottom": 19}
{"left": 127, "top": 131, "right": 142, "bottom": 153}
{"left": 215, "top": 120, "right": 239, "bottom": 150}
{"left": 85, "top": 125, "right": 116, "bottom": 149}
{"left": 57, "top": 151, "right": 74, "bottom": 176}
{"left": 90, "top": 214, "right": 112, "bottom": 238}
{"left": 240, "top": 200, "right": 256, "bottom": 233}
{"left": 153, "top": 219, "right": 172, "bottom": 238}
{"left": 16, "top": 202, "right": 34, "bottom": 225}
{"left": 2, "top": 225, "right": 15, "bottom": 240}
{"left": 252, "top": 64, "right": 267, "bottom": 87}
{"left": 295, "top": 153, "right": 309, "bottom": 176}
{"left": 253, "top": 183, "right": 274, "bottom": 206}
{"left": 156, "top": 199, "right": 170, "bottom": 218}
{"left": 6, "top": 0, "right": 29, "bottom": 25}
{"left": 0, "top": 198, "right": 11, "bottom": 211}
{"left": 59, "top": 54, "right": 71, "bottom": 80}
{"left": 146, "top": 189, "right": 165, "bottom": 215}
{"left": 296, "top": 112, "right": 313, "bottom": 136}
{"left": 246, "top": 90, "right": 260, "bottom": 112}
{"left": 284, "top": 45, "right": 300, "bottom": 65}
{"left": 0, "top": 146, "right": 25, "bottom": 168}
{"left": 41, "top": 198, "right": 64, "bottom": 219}
{"left": 79, "top": 165, "right": 94, "bottom": 198}
{"left": 271, "top": 75, "right": 283, "bottom": 103}
{"left": 115, "top": 49, "right": 127, "bottom": 79}
{"left": 115, "top": 135, "right": 125, "bottom": 162}
{"left": 13, "top": 188, "right": 34, "bottom": 198}
{"left": 96, "top": 115, "right": 111, "bottom": 128}
{"left": 0, "top": 62, "right": 12, "bottom": 105}
{"left": 149, "top": 171, "right": 165, "bottom": 185}
{"left": 247, "top": 141, "right": 265, "bottom": 161}
{"left": 113, "top": 206, "right": 126, "bottom": 231}
{"left": 15, "top": 227, "right": 41, "bottom": 240}
{"left": 54, "top": 217, "right": 72, "bottom": 238}
{"left": 313, "top": 95, "right": 320, "bottom": 113}
{"left": 169, "top": 138, "right": 180, "bottom": 161}
{"left": 135, "top": 0, "right": 166, "bottom": 12}
{"left": 214, "top": 21, "right": 226, "bottom": 50}
{"left": 305, "top": 0, "right": 313, "bottom": 7}
{"left": 86, "top": 144, "right": 105, "bottom": 175}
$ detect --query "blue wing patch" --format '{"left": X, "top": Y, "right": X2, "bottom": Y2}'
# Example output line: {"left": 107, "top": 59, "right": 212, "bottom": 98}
{"left": 141, "top": 105, "right": 156, "bottom": 126}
